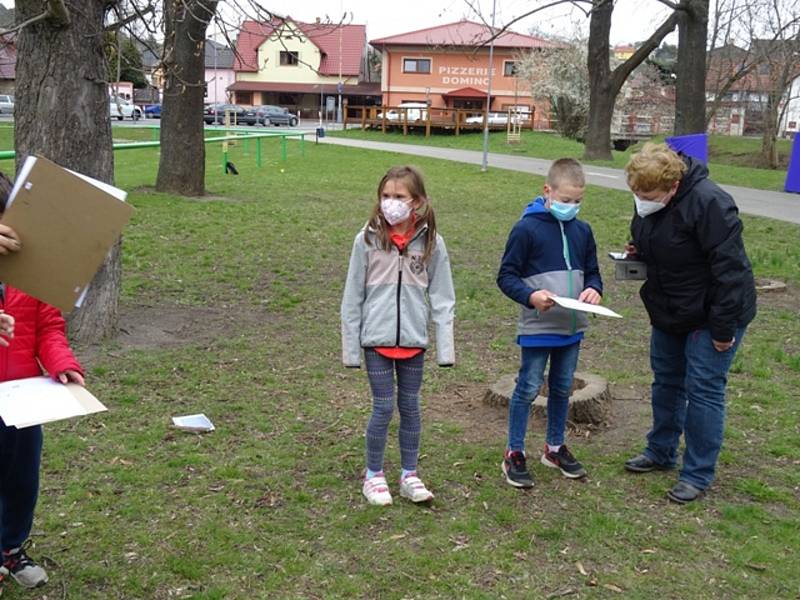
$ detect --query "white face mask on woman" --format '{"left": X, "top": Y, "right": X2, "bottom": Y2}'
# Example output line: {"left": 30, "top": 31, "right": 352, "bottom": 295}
{"left": 633, "top": 194, "right": 668, "bottom": 218}
{"left": 381, "top": 197, "right": 413, "bottom": 226}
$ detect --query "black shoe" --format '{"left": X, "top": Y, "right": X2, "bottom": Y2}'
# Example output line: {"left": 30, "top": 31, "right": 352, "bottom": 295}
{"left": 667, "top": 481, "right": 704, "bottom": 504}
{"left": 541, "top": 444, "right": 587, "bottom": 479}
{"left": 502, "top": 450, "right": 534, "bottom": 488}
{"left": 624, "top": 454, "right": 673, "bottom": 473}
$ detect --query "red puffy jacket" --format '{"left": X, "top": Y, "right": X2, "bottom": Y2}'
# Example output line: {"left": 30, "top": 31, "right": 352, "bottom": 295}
{"left": 0, "top": 285, "right": 83, "bottom": 382}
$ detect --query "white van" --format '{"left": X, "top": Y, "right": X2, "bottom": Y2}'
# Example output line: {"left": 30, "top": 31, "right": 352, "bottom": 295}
{"left": 109, "top": 96, "right": 142, "bottom": 121}
{"left": 380, "top": 102, "right": 429, "bottom": 122}
{"left": 0, "top": 95, "right": 14, "bottom": 114}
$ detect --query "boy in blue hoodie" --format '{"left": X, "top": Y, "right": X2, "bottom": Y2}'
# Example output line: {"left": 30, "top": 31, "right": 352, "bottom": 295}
{"left": 497, "top": 158, "right": 603, "bottom": 488}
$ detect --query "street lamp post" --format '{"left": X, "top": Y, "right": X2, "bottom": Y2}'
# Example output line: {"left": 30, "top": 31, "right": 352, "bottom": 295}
{"left": 481, "top": 0, "right": 497, "bottom": 172}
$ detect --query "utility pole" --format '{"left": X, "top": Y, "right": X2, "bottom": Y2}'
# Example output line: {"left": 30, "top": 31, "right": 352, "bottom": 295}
{"left": 337, "top": 6, "right": 343, "bottom": 125}
{"left": 481, "top": 0, "right": 497, "bottom": 172}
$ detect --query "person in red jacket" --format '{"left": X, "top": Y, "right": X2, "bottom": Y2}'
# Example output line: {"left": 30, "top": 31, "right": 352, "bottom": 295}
{"left": 0, "top": 173, "right": 84, "bottom": 589}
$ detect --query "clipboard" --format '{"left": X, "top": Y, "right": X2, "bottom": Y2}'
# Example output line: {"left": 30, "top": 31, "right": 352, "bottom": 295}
{"left": 0, "top": 155, "right": 133, "bottom": 312}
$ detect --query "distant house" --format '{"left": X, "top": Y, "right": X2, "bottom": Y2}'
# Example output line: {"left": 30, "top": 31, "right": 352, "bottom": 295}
{"left": 230, "top": 18, "right": 381, "bottom": 117}
{"left": 706, "top": 41, "right": 800, "bottom": 136}
{"left": 369, "top": 20, "right": 560, "bottom": 128}
{"left": 780, "top": 76, "right": 800, "bottom": 138}
{"left": 613, "top": 45, "right": 636, "bottom": 60}
{"left": 0, "top": 34, "right": 16, "bottom": 95}
{"left": 205, "top": 39, "right": 234, "bottom": 105}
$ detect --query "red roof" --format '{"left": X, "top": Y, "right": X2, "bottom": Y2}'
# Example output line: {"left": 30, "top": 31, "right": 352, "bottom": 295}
{"left": 442, "top": 87, "right": 490, "bottom": 98}
{"left": 234, "top": 19, "right": 365, "bottom": 76}
{"left": 370, "top": 20, "right": 558, "bottom": 50}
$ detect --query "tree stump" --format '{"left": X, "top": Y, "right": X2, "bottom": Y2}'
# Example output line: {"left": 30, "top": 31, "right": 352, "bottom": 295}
{"left": 483, "top": 372, "right": 611, "bottom": 425}
{"left": 755, "top": 278, "right": 787, "bottom": 293}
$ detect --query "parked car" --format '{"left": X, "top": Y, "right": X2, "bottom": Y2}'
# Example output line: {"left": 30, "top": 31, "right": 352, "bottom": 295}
{"left": 144, "top": 104, "right": 162, "bottom": 118}
{"left": 0, "top": 94, "right": 14, "bottom": 114}
{"left": 377, "top": 102, "right": 429, "bottom": 122}
{"left": 203, "top": 103, "right": 258, "bottom": 125}
{"left": 256, "top": 105, "right": 299, "bottom": 127}
{"left": 464, "top": 112, "right": 523, "bottom": 125}
{"left": 109, "top": 96, "right": 142, "bottom": 121}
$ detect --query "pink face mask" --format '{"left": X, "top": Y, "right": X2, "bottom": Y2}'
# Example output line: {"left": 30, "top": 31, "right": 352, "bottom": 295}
{"left": 381, "top": 197, "right": 413, "bottom": 225}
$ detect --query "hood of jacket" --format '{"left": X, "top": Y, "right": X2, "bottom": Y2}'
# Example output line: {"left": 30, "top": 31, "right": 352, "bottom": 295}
{"left": 521, "top": 196, "right": 549, "bottom": 218}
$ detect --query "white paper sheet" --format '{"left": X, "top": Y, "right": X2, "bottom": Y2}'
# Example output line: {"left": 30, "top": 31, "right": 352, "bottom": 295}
{"left": 0, "top": 376, "right": 106, "bottom": 428}
{"left": 172, "top": 413, "right": 215, "bottom": 433}
{"left": 551, "top": 295, "right": 623, "bottom": 318}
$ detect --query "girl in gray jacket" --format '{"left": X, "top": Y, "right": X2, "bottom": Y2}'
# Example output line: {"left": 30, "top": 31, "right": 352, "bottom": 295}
{"left": 341, "top": 166, "right": 455, "bottom": 506}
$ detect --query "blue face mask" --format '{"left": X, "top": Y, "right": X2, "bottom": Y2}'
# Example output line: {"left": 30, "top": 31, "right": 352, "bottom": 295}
{"left": 549, "top": 201, "right": 580, "bottom": 222}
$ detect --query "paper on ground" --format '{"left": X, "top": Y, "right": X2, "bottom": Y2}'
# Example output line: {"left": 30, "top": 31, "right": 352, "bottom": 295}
{"left": 172, "top": 413, "right": 215, "bottom": 433}
{"left": 551, "top": 295, "right": 623, "bottom": 318}
{"left": 0, "top": 376, "right": 106, "bottom": 428}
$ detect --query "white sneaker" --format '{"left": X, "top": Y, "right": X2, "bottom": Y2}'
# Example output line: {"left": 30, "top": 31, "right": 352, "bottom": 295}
{"left": 0, "top": 546, "right": 48, "bottom": 588}
{"left": 399, "top": 472, "right": 434, "bottom": 503}
{"left": 362, "top": 472, "right": 393, "bottom": 506}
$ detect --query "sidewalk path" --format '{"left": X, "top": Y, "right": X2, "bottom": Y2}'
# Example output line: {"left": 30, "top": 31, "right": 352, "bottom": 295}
{"left": 320, "top": 137, "right": 800, "bottom": 225}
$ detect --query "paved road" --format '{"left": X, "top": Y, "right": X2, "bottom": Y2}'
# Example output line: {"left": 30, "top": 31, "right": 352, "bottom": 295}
{"left": 319, "top": 136, "right": 800, "bottom": 225}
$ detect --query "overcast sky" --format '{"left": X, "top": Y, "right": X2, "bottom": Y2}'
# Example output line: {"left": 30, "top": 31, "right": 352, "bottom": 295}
{"left": 257, "top": 0, "right": 677, "bottom": 46}
{"left": 0, "top": 0, "right": 678, "bottom": 46}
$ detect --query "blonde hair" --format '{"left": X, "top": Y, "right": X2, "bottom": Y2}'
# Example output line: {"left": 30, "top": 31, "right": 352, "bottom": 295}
{"left": 546, "top": 158, "right": 585, "bottom": 190}
{"left": 367, "top": 165, "right": 437, "bottom": 263}
{"left": 625, "top": 143, "right": 687, "bottom": 192}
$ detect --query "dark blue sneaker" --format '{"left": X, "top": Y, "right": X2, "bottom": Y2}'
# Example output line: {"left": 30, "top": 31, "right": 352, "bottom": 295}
{"left": 502, "top": 450, "right": 534, "bottom": 488}
{"left": 541, "top": 444, "right": 587, "bottom": 479}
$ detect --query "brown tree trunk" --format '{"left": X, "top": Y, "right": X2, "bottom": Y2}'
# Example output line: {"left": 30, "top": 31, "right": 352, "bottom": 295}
{"left": 674, "top": 0, "right": 709, "bottom": 135}
{"left": 15, "top": 0, "right": 117, "bottom": 343}
{"left": 761, "top": 92, "right": 780, "bottom": 168}
{"left": 584, "top": 0, "right": 678, "bottom": 160}
{"left": 584, "top": 0, "right": 614, "bottom": 160}
{"left": 155, "top": 0, "right": 218, "bottom": 196}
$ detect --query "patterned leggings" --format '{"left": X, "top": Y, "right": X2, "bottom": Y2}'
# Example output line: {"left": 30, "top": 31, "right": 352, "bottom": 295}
{"left": 364, "top": 348, "right": 425, "bottom": 473}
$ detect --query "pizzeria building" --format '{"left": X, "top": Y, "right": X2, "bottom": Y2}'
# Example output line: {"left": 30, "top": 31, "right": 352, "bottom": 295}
{"left": 369, "top": 20, "right": 559, "bottom": 127}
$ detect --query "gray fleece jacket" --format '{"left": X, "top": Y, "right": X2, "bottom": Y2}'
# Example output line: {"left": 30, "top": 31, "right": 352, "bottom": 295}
{"left": 340, "top": 223, "right": 456, "bottom": 367}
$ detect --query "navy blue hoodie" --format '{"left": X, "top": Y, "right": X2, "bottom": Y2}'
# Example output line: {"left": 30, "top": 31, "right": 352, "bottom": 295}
{"left": 497, "top": 197, "right": 603, "bottom": 338}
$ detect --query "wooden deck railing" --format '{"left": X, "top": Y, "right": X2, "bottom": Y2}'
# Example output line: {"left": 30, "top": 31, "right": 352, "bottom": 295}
{"left": 342, "top": 104, "right": 538, "bottom": 136}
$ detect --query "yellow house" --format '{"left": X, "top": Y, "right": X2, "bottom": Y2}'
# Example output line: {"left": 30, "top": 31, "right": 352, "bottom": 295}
{"left": 229, "top": 18, "right": 381, "bottom": 118}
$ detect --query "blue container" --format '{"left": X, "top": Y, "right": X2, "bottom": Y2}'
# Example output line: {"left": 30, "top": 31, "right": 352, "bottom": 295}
{"left": 785, "top": 133, "right": 800, "bottom": 193}
{"left": 316, "top": 127, "right": 326, "bottom": 138}
{"left": 666, "top": 132, "right": 708, "bottom": 164}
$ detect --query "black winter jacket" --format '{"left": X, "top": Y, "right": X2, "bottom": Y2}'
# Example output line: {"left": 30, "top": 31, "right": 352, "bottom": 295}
{"left": 630, "top": 156, "right": 756, "bottom": 342}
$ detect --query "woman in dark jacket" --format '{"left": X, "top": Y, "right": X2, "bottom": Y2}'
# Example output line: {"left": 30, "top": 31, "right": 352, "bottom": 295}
{"left": 622, "top": 143, "right": 756, "bottom": 504}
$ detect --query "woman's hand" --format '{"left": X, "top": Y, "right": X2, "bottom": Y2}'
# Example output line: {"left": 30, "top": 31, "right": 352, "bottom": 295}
{"left": 57, "top": 370, "right": 85, "bottom": 386}
{"left": 529, "top": 289, "right": 555, "bottom": 312}
{"left": 578, "top": 287, "right": 602, "bottom": 305}
{"left": 624, "top": 241, "right": 637, "bottom": 257}
{"left": 0, "top": 224, "right": 21, "bottom": 255}
{"left": 712, "top": 338, "right": 735, "bottom": 352}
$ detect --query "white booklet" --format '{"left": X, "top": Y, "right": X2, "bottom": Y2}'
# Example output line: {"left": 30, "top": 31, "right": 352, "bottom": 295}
{"left": 0, "top": 376, "right": 106, "bottom": 428}
{"left": 551, "top": 295, "right": 623, "bottom": 318}
{"left": 172, "top": 413, "right": 215, "bottom": 433}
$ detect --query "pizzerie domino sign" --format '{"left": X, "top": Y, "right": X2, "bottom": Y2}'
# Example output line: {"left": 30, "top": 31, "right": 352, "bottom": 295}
{"left": 438, "top": 65, "right": 497, "bottom": 87}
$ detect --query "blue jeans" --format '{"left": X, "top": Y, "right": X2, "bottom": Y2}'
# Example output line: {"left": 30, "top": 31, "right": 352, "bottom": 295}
{"left": 0, "top": 421, "right": 43, "bottom": 552}
{"left": 644, "top": 327, "right": 745, "bottom": 490}
{"left": 507, "top": 343, "right": 581, "bottom": 452}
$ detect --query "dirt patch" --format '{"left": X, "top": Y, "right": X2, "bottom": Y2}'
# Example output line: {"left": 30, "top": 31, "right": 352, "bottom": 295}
{"left": 131, "top": 186, "right": 240, "bottom": 203}
{"left": 427, "top": 380, "right": 650, "bottom": 450}
{"left": 757, "top": 281, "right": 797, "bottom": 312}
{"left": 74, "top": 302, "right": 270, "bottom": 363}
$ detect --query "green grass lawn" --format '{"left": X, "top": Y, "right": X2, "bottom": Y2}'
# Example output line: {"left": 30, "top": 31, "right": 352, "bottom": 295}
{"left": 329, "top": 127, "right": 795, "bottom": 192}
{"left": 0, "top": 127, "right": 799, "bottom": 599}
